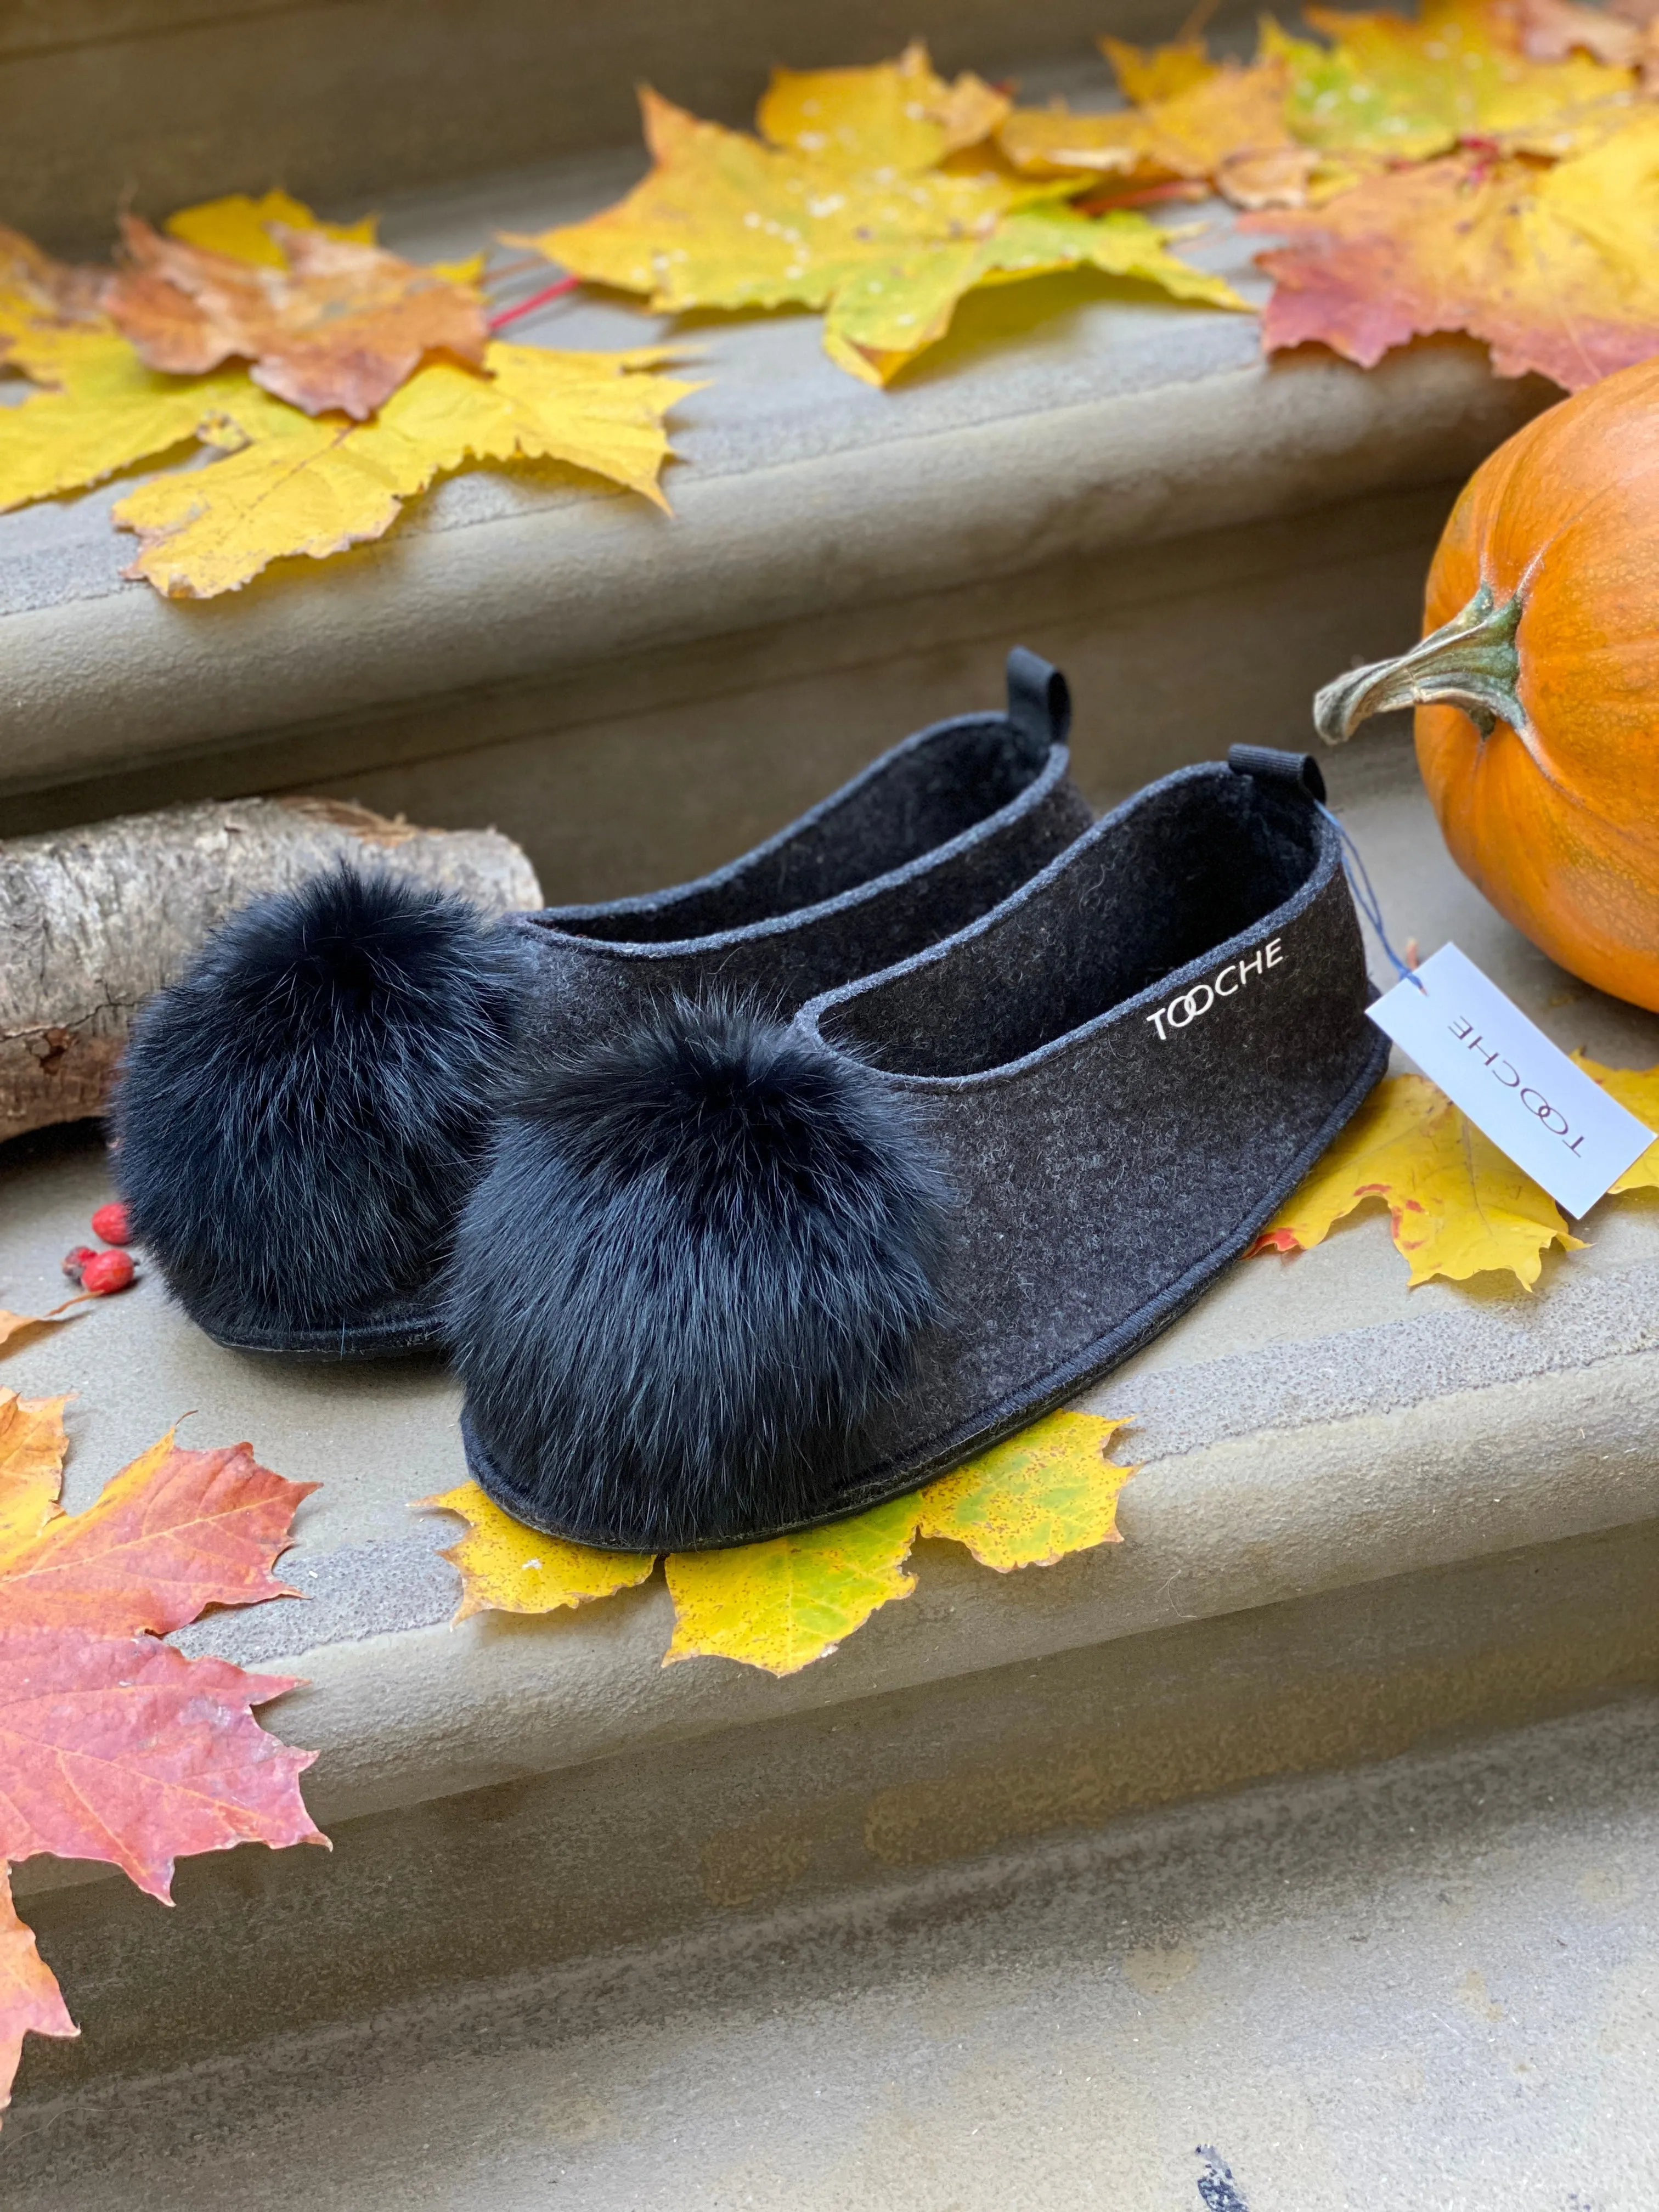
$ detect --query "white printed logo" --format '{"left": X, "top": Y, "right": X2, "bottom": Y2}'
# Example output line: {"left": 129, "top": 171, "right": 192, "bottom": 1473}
{"left": 1146, "top": 938, "right": 1283, "bottom": 1042}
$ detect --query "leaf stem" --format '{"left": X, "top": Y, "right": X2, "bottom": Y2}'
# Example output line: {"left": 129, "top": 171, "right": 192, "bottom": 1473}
{"left": 488, "top": 275, "right": 582, "bottom": 331}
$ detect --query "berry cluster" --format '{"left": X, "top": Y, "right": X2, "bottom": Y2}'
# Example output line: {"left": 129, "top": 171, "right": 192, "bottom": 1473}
{"left": 61, "top": 1201, "right": 136, "bottom": 1296}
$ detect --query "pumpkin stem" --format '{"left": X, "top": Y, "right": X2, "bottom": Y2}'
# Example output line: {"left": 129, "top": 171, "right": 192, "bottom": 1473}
{"left": 1312, "top": 580, "right": 1525, "bottom": 745}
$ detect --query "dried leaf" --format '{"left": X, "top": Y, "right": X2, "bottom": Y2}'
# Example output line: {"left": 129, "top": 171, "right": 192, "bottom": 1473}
{"left": 0, "top": 1299, "right": 91, "bottom": 1353}
{"left": 0, "top": 227, "right": 105, "bottom": 329}
{"left": 915, "top": 1410, "right": 1138, "bottom": 1569}
{"left": 419, "top": 1481, "right": 654, "bottom": 1621}
{"left": 0, "top": 253, "right": 257, "bottom": 514}
{"left": 163, "top": 189, "right": 377, "bottom": 267}
{"left": 1101, "top": 33, "right": 1218, "bottom": 104}
{"left": 1502, "top": 0, "right": 1645, "bottom": 64}
{"left": 662, "top": 1497, "right": 919, "bottom": 1676}
{"left": 0, "top": 1870, "right": 75, "bottom": 2118}
{"left": 0, "top": 1426, "right": 322, "bottom": 2117}
{"left": 823, "top": 202, "right": 1244, "bottom": 383}
{"left": 757, "top": 40, "right": 1010, "bottom": 167}
{"left": 1255, "top": 1071, "right": 1582, "bottom": 1286}
{"left": 422, "top": 1414, "right": 1142, "bottom": 1673}
{"left": 1267, "top": 0, "right": 1636, "bottom": 161}
{"left": 998, "top": 57, "right": 1301, "bottom": 189}
{"left": 0, "top": 1393, "right": 70, "bottom": 1551}
{"left": 1575, "top": 1053, "right": 1659, "bottom": 1189}
{"left": 1245, "top": 116, "right": 1659, "bottom": 389}
{"left": 0, "top": 1430, "right": 315, "bottom": 1636}
{"left": 106, "top": 214, "right": 489, "bottom": 419}
{"left": 0, "top": 1630, "right": 320, "bottom": 1899}
{"left": 531, "top": 76, "right": 1240, "bottom": 383}
{"left": 113, "top": 342, "right": 697, "bottom": 597}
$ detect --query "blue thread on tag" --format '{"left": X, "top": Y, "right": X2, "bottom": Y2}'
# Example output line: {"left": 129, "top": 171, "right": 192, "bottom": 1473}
{"left": 1316, "top": 801, "right": 1425, "bottom": 992}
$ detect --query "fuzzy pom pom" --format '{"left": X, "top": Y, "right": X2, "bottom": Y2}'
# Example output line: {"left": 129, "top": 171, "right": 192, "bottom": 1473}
{"left": 450, "top": 998, "right": 953, "bottom": 1549}
{"left": 114, "top": 865, "right": 520, "bottom": 1345}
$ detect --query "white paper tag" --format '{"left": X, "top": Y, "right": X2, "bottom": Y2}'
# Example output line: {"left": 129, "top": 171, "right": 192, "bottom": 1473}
{"left": 1367, "top": 943, "right": 1654, "bottom": 1218}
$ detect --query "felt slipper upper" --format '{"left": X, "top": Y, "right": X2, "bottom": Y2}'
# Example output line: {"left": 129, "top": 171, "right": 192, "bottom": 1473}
{"left": 116, "top": 649, "right": 1084, "bottom": 1359}
{"left": 457, "top": 745, "right": 1389, "bottom": 1551}
{"left": 509, "top": 647, "right": 1088, "bottom": 1058}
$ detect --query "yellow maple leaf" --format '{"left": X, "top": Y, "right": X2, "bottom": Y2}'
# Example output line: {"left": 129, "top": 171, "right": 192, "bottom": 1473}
{"left": 1000, "top": 55, "right": 1301, "bottom": 184}
{"left": 1268, "top": 0, "right": 1636, "bottom": 161}
{"left": 1574, "top": 1054, "right": 1659, "bottom": 1192}
{"left": 1256, "top": 1071, "right": 1582, "bottom": 1287}
{"left": 915, "top": 1410, "right": 1138, "bottom": 1570}
{"left": 1101, "top": 33, "right": 1218, "bottom": 105}
{"left": 757, "top": 40, "right": 1011, "bottom": 168}
{"left": 662, "top": 1497, "right": 921, "bottom": 1676}
{"left": 112, "top": 341, "right": 698, "bottom": 597}
{"left": 0, "top": 1392, "right": 70, "bottom": 1553}
{"left": 823, "top": 201, "right": 1242, "bottom": 380}
{"left": 417, "top": 1482, "right": 654, "bottom": 1622}
{"left": 163, "top": 190, "right": 377, "bottom": 266}
{"left": 416, "top": 1409, "right": 1138, "bottom": 1672}
{"left": 526, "top": 71, "right": 1242, "bottom": 385}
{"left": 0, "top": 318, "right": 250, "bottom": 511}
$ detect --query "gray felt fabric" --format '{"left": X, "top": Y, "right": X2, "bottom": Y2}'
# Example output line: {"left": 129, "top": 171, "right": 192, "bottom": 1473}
{"left": 464, "top": 745, "right": 1386, "bottom": 1548}
{"left": 508, "top": 648, "right": 1090, "bottom": 1057}
{"left": 797, "top": 748, "right": 1388, "bottom": 1526}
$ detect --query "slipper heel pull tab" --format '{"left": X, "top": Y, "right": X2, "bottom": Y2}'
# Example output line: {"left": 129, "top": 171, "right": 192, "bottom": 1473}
{"left": 1228, "top": 746, "right": 1423, "bottom": 992}
{"left": 1226, "top": 743, "right": 1327, "bottom": 804}
{"left": 1006, "top": 647, "right": 1072, "bottom": 758}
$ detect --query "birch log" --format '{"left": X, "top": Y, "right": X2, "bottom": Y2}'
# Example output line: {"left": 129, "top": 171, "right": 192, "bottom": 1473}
{"left": 1, "top": 797, "right": 543, "bottom": 1143}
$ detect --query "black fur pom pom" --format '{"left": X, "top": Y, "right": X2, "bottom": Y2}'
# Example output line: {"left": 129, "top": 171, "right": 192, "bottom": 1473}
{"left": 450, "top": 998, "right": 953, "bottom": 1549}
{"left": 114, "top": 865, "right": 520, "bottom": 1345}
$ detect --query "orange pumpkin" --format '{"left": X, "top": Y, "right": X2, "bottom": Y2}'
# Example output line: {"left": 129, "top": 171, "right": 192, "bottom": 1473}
{"left": 1314, "top": 357, "right": 1659, "bottom": 1013}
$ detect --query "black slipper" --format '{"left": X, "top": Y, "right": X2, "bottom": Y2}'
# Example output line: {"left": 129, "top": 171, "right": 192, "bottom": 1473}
{"left": 511, "top": 646, "right": 1086, "bottom": 1057}
{"left": 114, "top": 650, "right": 1086, "bottom": 1358}
{"left": 453, "top": 744, "right": 1388, "bottom": 1550}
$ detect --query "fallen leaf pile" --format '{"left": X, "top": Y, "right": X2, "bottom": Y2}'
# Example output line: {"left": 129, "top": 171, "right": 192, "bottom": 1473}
{"left": 997, "top": 0, "right": 1659, "bottom": 391}
{"left": 0, "top": 192, "right": 696, "bottom": 597}
{"left": 9, "top": 10, "right": 1659, "bottom": 595}
{"left": 524, "top": 44, "right": 1245, "bottom": 385}
{"left": 0, "top": 1395, "right": 323, "bottom": 2119}
{"left": 420, "top": 1408, "right": 1139, "bottom": 1676}
{"left": 1254, "top": 1059, "right": 1659, "bottom": 1285}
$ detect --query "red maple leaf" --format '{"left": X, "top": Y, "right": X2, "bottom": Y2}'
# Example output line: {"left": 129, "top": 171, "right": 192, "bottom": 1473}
{"left": 0, "top": 1394, "right": 325, "bottom": 2120}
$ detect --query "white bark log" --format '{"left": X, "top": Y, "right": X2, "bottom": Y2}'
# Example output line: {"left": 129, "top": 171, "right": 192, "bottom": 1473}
{"left": 1, "top": 797, "right": 543, "bottom": 1142}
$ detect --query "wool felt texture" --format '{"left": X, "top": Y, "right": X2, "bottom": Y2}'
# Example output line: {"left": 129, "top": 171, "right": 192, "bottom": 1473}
{"left": 450, "top": 1001, "right": 952, "bottom": 1551}
{"left": 506, "top": 648, "right": 1089, "bottom": 1060}
{"left": 114, "top": 866, "right": 522, "bottom": 1356}
{"left": 461, "top": 746, "right": 1388, "bottom": 1550}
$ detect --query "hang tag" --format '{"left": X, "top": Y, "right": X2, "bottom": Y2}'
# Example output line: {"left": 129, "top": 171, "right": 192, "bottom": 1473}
{"left": 1367, "top": 943, "right": 1654, "bottom": 1218}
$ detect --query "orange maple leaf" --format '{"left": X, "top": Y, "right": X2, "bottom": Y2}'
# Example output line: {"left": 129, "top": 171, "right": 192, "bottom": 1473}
{"left": 0, "top": 226, "right": 105, "bottom": 331}
{"left": 1244, "top": 112, "right": 1659, "bottom": 390}
{"left": 0, "top": 1402, "right": 324, "bottom": 2121}
{"left": 105, "top": 215, "right": 489, "bottom": 420}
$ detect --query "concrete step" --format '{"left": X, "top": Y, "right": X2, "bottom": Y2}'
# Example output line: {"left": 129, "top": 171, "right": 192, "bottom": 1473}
{"left": 2, "top": 76, "right": 1549, "bottom": 898}
{"left": 3, "top": 730, "right": 1658, "bottom": 2153}
{"left": 6, "top": 1692, "right": 1658, "bottom": 2209}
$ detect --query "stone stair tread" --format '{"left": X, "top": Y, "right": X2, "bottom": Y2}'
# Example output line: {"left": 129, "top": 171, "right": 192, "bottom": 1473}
{"left": 5, "top": 732, "right": 1657, "bottom": 1893}
{"left": 8, "top": 1693, "right": 1657, "bottom": 2209}
{"left": 0, "top": 140, "right": 1544, "bottom": 803}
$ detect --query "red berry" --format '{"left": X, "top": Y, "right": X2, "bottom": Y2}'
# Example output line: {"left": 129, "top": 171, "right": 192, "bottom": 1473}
{"left": 61, "top": 1245, "right": 97, "bottom": 1282}
{"left": 91, "top": 1201, "right": 131, "bottom": 1246}
{"left": 81, "top": 1250, "right": 135, "bottom": 1296}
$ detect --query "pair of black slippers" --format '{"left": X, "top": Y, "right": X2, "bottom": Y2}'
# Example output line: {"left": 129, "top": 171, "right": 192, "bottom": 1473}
{"left": 114, "top": 651, "right": 1386, "bottom": 1554}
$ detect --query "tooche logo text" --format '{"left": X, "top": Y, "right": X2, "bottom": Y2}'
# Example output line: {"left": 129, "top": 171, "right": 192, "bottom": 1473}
{"left": 1146, "top": 939, "right": 1283, "bottom": 1042}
